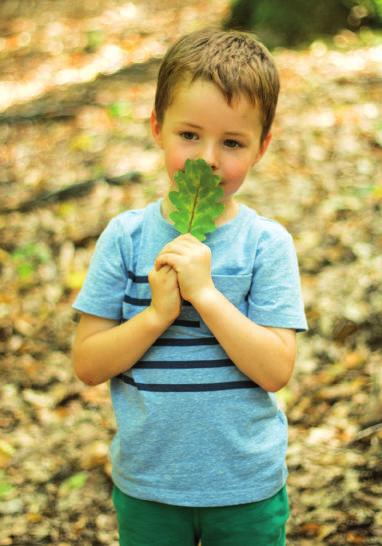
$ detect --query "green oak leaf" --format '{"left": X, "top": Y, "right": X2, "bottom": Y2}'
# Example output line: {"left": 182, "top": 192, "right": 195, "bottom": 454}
{"left": 168, "top": 159, "right": 225, "bottom": 241}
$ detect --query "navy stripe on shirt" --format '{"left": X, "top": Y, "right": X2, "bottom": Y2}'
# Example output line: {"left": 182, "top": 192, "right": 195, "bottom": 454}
{"left": 121, "top": 317, "right": 199, "bottom": 327}
{"left": 128, "top": 271, "right": 148, "bottom": 283}
{"left": 117, "top": 374, "right": 259, "bottom": 392}
{"left": 153, "top": 337, "right": 219, "bottom": 347}
{"left": 134, "top": 359, "right": 235, "bottom": 369}
{"left": 124, "top": 294, "right": 151, "bottom": 306}
{"left": 173, "top": 319, "right": 200, "bottom": 328}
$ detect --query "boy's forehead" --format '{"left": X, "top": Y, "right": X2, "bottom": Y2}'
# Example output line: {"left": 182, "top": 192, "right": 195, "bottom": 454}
{"left": 167, "top": 78, "right": 262, "bottom": 132}
{"left": 171, "top": 77, "right": 254, "bottom": 110}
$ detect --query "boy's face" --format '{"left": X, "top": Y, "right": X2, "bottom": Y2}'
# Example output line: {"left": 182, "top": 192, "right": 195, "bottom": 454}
{"left": 151, "top": 78, "right": 272, "bottom": 202}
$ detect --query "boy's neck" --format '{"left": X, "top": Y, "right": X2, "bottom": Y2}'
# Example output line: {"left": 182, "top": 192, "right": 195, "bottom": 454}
{"left": 160, "top": 193, "right": 240, "bottom": 228}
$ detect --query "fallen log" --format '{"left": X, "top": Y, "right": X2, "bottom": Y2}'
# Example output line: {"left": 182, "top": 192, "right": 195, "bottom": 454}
{"left": 0, "top": 171, "right": 142, "bottom": 213}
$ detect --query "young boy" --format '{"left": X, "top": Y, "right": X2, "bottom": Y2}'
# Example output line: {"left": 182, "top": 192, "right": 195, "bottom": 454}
{"left": 72, "top": 28, "right": 308, "bottom": 546}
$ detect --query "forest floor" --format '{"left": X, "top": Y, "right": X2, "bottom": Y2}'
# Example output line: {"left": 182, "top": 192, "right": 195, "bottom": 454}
{"left": 0, "top": 0, "right": 382, "bottom": 544}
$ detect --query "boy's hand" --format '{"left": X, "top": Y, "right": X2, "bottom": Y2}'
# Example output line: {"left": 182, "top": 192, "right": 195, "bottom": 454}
{"left": 148, "top": 264, "right": 181, "bottom": 323}
{"left": 154, "top": 234, "right": 215, "bottom": 303}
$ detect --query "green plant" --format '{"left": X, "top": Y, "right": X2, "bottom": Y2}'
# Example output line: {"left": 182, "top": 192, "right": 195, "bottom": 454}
{"left": 11, "top": 242, "right": 51, "bottom": 280}
{"left": 59, "top": 472, "right": 88, "bottom": 495}
{"left": 169, "top": 159, "right": 225, "bottom": 241}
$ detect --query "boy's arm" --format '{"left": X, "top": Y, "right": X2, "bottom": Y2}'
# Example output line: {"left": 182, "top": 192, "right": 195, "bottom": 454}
{"left": 190, "top": 288, "right": 296, "bottom": 392}
{"left": 72, "top": 309, "right": 172, "bottom": 386}
{"left": 72, "top": 264, "right": 181, "bottom": 386}
{"left": 155, "top": 233, "right": 297, "bottom": 393}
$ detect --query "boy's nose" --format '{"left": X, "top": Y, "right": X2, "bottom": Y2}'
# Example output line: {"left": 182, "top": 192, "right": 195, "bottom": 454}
{"left": 201, "top": 144, "right": 218, "bottom": 170}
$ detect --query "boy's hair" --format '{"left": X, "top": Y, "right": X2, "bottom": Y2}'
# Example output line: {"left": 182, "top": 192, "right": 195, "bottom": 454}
{"left": 154, "top": 28, "right": 280, "bottom": 145}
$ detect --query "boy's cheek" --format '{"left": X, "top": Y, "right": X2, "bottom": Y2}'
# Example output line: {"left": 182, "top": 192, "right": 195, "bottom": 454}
{"left": 164, "top": 151, "right": 189, "bottom": 180}
{"left": 223, "top": 165, "right": 247, "bottom": 185}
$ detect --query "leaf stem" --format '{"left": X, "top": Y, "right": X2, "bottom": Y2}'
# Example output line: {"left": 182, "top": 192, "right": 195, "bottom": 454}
{"left": 187, "top": 182, "right": 201, "bottom": 233}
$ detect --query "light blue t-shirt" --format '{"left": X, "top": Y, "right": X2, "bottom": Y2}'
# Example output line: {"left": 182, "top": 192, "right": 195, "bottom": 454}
{"left": 73, "top": 198, "right": 308, "bottom": 507}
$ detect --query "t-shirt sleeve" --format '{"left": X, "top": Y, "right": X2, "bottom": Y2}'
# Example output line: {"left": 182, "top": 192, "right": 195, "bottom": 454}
{"left": 248, "top": 225, "right": 308, "bottom": 332}
{"left": 72, "top": 218, "right": 130, "bottom": 320}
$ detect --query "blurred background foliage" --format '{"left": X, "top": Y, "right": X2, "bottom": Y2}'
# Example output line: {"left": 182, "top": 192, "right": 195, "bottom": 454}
{"left": 224, "top": 0, "right": 382, "bottom": 47}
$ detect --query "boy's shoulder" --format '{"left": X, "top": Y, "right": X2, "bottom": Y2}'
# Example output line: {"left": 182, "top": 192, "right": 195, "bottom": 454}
{"left": 107, "top": 205, "right": 147, "bottom": 236}
{"left": 242, "top": 205, "right": 292, "bottom": 243}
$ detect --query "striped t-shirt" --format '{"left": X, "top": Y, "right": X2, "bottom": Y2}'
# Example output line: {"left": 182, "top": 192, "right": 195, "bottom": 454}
{"left": 73, "top": 198, "right": 308, "bottom": 507}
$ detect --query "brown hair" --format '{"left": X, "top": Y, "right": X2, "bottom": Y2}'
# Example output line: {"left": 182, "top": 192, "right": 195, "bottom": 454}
{"left": 154, "top": 28, "right": 280, "bottom": 145}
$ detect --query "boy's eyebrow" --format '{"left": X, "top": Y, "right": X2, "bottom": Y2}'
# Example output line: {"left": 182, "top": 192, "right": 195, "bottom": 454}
{"left": 178, "top": 121, "right": 249, "bottom": 138}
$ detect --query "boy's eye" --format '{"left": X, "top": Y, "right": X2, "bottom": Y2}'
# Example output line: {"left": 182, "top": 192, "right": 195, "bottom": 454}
{"left": 180, "top": 131, "right": 198, "bottom": 141}
{"left": 224, "top": 139, "right": 242, "bottom": 149}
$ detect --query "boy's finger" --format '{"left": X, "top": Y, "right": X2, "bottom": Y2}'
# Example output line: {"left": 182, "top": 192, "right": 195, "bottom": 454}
{"left": 155, "top": 254, "right": 179, "bottom": 271}
{"left": 155, "top": 263, "right": 170, "bottom": 272}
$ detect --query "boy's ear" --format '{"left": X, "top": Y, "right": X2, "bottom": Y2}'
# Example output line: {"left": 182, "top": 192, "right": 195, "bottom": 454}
{"left": 253, "top": 132, "right": 272, "bottom": 165}
{"left": 150, "top": 110, "right": 163, "bottom": 148}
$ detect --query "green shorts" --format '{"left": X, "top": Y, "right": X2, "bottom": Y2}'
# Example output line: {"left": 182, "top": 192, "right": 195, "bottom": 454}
{"left": 112, "top": 483, "right": 289, "bottom": 546}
